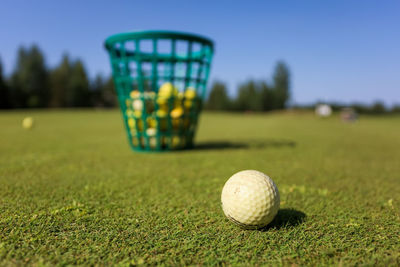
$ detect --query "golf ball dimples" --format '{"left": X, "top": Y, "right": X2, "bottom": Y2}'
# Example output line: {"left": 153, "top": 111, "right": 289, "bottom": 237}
{"left": 221, "top": 170, "right": 280, "bottom": 229}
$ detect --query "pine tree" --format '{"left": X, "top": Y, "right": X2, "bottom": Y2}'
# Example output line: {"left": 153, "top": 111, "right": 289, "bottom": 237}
{"left": 90, "top": 74, "right": 116, "bottom": 107}
{"left": 50, "top": 54, "right": 71, "bottom": 107}
{"left": 260, "top": 81, "right": 275, "bottom": 111}
{"left": 90, "top": 74, "right": 104, "bottom": 107}
{"left": 206, "top": 81, "right": 231, "bottom": 110}
{"left": 10, "top": 48, "right": 26, "bottom": 108}
{"left": 102, "top": 76, "right": 117, "bottom": 107}
{"left": 66, "top": 59, "right": 90, "bottom": 107}
{"left": 272, "top": 61, "right": 290, "bottom": 109}
{"left": 9, "top": 45, "right": 49, "bottom": 108}
{"left": 234, "top": 80, "right": 262, "bottom": 111}
{"left": 0, "top": 57, "right": 10, "bottom": 109}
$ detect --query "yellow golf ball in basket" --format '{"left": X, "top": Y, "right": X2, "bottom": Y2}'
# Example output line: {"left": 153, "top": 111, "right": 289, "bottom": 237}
{"left": 147, "top": 117, "right": 157, "bottom": 129}
{"left": 184, "top": 87, "right": 197, "bottom": 99}
{"left": 158, "top": 82, "right": 178, "bottom": 98}
{"left": 171, "top": 107, "right": 184, "bottom": 118}
{"left": 182, "top": 88, "right": 196, "bottom": 109}
{"left": 127, "top": 118, "right": 135, "bottom": 129}
{"left": 171, "top": 135, "right": 182, "bottom": 148}
{"left": 130, "top": 90, "right": 140, "bottom": 99}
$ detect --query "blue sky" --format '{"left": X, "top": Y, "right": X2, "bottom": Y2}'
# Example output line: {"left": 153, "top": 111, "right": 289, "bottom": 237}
{"left": 1, "top": 0, "right": 399, "bottom": 106}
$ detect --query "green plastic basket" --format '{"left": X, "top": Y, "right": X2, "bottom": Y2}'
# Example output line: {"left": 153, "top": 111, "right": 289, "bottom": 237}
{"left": 104, "top": 30, "right": 214, "bottom": 152}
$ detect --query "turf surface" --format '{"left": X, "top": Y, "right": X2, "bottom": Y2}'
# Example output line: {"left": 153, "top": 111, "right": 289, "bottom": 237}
{"left": 0, "top": 110, "right": 399, "bottom": 266}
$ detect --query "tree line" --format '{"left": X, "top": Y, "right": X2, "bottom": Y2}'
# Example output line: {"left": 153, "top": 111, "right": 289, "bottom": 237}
{"left": 1, "top": 45, "right": 398, "bottom": 113}
{"left": 0, "top": 45, "right": 291, "bottom": 111}
{"left": 205, "top": 61, "right": 290, "bottom": 112}
{"left": 0, "top": 45, "right": 116, "bottom": 109}
{"left": 205, "top": 62, "right": 400, "bottom": 114}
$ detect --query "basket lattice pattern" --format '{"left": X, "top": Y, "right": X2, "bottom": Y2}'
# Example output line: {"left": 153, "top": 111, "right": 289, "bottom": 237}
{"left": 105, "top": 31, "right": 214, "bottom": 151}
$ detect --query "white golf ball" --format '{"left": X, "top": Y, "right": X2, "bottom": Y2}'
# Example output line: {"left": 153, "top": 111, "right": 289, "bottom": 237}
{"left": 132, "top": 99, "right": 144, "bottom": 111}
{"left": 221, "top": 170, "right": 280, "bottom": 229}
{"left": 22, "top": 117, "right": 34, "bottom": 129}
{"left": 315, "top": 104, "right": 332, "bottom": 117}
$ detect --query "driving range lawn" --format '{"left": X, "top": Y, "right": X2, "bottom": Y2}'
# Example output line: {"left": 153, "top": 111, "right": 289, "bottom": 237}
{"left": 0, "top": 110, "right": 399, "bottom": 266}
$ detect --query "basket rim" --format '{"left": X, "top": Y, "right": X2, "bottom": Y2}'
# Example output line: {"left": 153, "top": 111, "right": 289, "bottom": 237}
{"left": 104, "top": 30, "right": 214, "bottom": 51}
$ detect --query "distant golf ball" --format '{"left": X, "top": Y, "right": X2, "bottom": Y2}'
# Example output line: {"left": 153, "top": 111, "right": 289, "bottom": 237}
{"left": 315, "top": 104, "right": 332, "bottom": 117}
{"left": 22, "top": 117, "right": 34, "bottom": 129}
{"left": 221, "top": 170, "right": 280, "bottom": 229}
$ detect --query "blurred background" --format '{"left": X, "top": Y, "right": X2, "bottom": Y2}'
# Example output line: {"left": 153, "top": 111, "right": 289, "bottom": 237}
{"left": 0, "top": 0, "right": 399, "bottom": 114}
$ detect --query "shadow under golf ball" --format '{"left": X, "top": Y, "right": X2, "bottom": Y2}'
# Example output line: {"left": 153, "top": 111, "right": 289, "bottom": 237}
{"left": 259, "top": 208, "right": 306, "bottom": 231}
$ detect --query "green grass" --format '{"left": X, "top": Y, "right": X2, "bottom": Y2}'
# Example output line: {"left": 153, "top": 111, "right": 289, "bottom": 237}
{"left": 0, "top": 110, "right": 399, "bottom": 266}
